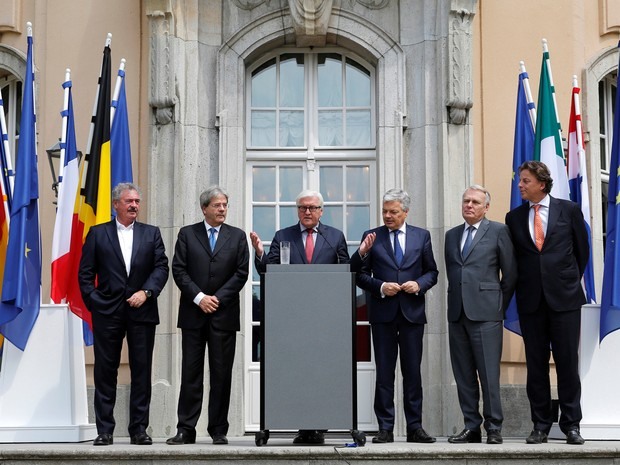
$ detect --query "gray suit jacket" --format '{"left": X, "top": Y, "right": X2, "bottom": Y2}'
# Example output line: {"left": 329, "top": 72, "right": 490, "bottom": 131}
{"left": 444, "top": 218, "right": 517, "bottom": 322}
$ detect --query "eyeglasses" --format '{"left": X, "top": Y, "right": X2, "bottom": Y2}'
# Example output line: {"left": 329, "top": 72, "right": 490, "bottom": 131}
{"left": 209, "top": 203, "right": 228, "bottom": 209}
{"left": 297, "top": 206, "right": 322, "bottom": 212}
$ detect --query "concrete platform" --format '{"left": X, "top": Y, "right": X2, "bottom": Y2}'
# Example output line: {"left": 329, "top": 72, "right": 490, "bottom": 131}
{"left": 1, "top": 435, "right": 620, "bottom": 464}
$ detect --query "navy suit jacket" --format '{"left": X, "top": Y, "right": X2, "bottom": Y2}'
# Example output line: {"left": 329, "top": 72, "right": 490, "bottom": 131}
{"left": 505, "top": 196, "right": 589, "bottom": 313}
{"left": 254, "top": 222, "right": 349, "bottom": 272}
{"left": 79, "top": 220, "right": 169, "bottom": 324}
{"left": 353, "top": 224, "right": 438, "bottom": 324}
{"left": 172, "top": 221, "right": 249, "bottom": 331}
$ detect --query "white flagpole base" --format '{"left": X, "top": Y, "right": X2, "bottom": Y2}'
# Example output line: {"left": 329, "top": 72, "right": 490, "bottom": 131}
{"left": 0, "top": 304, "right": 96, "bottom": 442}
{"left": 550, "top": 304, "right": 620, "bottom": 440}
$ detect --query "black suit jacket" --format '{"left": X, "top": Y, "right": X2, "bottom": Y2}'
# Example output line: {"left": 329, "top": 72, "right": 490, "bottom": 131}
{"left": 254, "top": 222, "right": 349, "bottom": 272}
{"left": 505, "top": 196, "right": 589, "bottom": 313}
{"left": 172, "top": 221, "right": 249, "bottom": 331}
{"left": 79, "top": 220, "right": 169, "bottom": 324}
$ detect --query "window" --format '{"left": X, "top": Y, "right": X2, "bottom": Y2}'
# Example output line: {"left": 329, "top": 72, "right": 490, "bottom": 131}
{"left": 0, "top": 75, "right": 22, "bottom": 168}
{"left": 599, "top": 73, "right": 617, "bottom": 245}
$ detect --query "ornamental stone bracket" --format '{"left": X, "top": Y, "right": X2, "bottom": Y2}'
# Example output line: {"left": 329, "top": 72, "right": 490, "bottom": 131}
{"left": 446, "top": 2, "right": 476, "bottom": 125}
{"left": 146, "top": 6, "right": 177, "bottom": 125}
{"left": 288, "top": 0, "right": 334, "bottom": 47}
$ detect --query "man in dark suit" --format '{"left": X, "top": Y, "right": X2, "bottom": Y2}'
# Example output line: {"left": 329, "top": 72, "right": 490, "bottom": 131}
{"left": 249, "top": 189, "right": 349, "bottom": 444}
{"left": 505, "top": 161, "right": 589, "bottom": 445}
{"left": 351, "top": 188, "right": 438, "bottom": 444}
{"left": 444, "top": 185, "right": 517, "bottom": 445}
{"left": 79, "top": 183, "right": 169, "bottom": 446}
{"left": 167, "top": 186, "right": 249, "bottom": 446}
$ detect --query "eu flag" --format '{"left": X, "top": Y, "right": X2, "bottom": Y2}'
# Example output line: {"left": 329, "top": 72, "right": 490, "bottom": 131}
{"left": 110, "top": 66, "right": 133, "bottom": 190}
{"left": 0, "top": 28, "right": 41, "bottom": 351}
{"left": 600, "top": 41, "right": 620, "bottom": 342}
{"left": 504, "top": 69, "right": 535, "bottom": 336}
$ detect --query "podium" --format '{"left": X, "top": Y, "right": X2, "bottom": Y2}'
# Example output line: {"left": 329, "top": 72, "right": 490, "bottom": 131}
{"left": 255, "top": 264, "right": 365, "bottom": 446}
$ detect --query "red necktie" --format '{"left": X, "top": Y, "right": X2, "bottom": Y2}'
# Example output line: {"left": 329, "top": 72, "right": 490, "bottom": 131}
{"left": 305, "top": 229, "right": 314, "bottom": 263}
{"left": 533, "top": 204, "right": 544, "bottom": 251}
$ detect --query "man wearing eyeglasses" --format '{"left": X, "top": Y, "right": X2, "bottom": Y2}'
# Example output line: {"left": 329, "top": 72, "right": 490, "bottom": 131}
{"left": 249, "top": 189, "right": 349, "bottom": 444}
{"left": 167, "top": 186, "right": 249, "bottom": 446}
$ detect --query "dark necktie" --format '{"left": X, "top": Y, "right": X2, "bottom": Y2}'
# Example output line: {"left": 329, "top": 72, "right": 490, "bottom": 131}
{"left": 462, "top": 225, "right": 474, "bottom": 257}
{"left": 393, "top": 230, "right": 403, "bottom": 266}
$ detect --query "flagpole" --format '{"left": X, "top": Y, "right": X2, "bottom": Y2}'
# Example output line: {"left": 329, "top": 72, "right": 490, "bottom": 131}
{"left": 519, "top": 60, "right": 537, "bottom": 130}
{"left": 542, "top": 39, "right": 563, "bottom": 137}
{"left": 58, "top": 69, "right": 71, "bottom": 183}
{"left": 110, "top": 58, "right": 126, "bottom": 128}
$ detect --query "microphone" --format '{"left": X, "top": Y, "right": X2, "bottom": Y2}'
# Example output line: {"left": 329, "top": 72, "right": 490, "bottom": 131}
{"left": 317, "top": 228, "right": 341, "bottom": 265}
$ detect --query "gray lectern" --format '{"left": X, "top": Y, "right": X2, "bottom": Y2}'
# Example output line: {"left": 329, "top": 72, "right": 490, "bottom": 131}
{"left": 255, "top": 264, "right": 365, "bottom": 446}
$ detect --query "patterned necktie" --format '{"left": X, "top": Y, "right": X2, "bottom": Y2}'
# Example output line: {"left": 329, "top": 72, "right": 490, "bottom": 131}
{"left": 393, "top": 230, "right": 403, "bottom": 266}
{"left": 305, "top": 229, "right": 314, "bottom": 263}
{"left": 462, "top": 225, "right": 474, "bottom": 257}
{"left": 533, "top": 204, "right": 544, "bottom": 251}
{"left": 209, "top": 227, "right": 217, "bottom": 251}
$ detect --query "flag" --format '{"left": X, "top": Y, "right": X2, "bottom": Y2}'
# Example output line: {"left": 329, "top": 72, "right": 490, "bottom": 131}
{"left": 50, "top": 74, "right": 80, "bottom": 305}
{"left": 64, "top": 40, "right": 113, "bottom": 340}
{"left": 567, "top": 78, "right": 596, "bottom": 304}
{"left": 533, "top": 41, "right": 570, "bottom": 200}
{"left": 0, "top": 27, "right": 41, "bottom": 350}
{"left": 600, "top": 41, "right": 620, "bottom": 342}
{"left": 505, "top": 67, "right": 536, "bottom": 336}
{"left": 110, "top": 62, "right": 133, "bottom": 191}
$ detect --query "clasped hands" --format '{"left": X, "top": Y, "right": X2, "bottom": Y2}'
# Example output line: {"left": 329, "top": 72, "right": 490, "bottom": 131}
{"left": 383, "top": 280, "right": 420, "bottom": 296}
{"left": 199, "top": 294, "right": 220, "bottom": 314}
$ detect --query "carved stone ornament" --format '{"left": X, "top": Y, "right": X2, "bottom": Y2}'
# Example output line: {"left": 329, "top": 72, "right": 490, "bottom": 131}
{"left": 231, "top": 0, "right": 273, "bottom": 9}
{"left": 347, "top": 0, "right": 390, "bottom": 8}
{"left": 288, "top": 0, "right": 334, "bottom": 47}
{"left": 147, "top": 9, "right": 177, "bottom": 125}
{"left": 446, "top": 7, "right": 475, "bottom": 125}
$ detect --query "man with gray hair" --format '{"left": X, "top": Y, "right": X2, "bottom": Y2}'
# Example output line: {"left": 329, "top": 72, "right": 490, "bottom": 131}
{"left": 351, "top": 188, "right": 438, "bottom": 444}
{"left": 79, "top": 182, "right": 169, "bottom": 446}
{"left": 249, "top": 189, "right": 349, "bottom": 444}
{"left": 444, "top": 185, "right": 516, "bottom": 445}
{"left": 168, "top": 186, "right": 249, "bottom": 446}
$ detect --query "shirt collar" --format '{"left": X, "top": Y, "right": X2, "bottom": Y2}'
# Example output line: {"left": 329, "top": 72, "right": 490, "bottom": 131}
{"left": 300, "top": 222, "right": 319, "bottom": 233}
{"left": 463, "top": 219, "right": 483, "bottom": 230}
{"left": 204, "top": 221, "right": 221, "bottom": 232}
{"left": 116, "top": 219, "right": 134, "bottom": 231}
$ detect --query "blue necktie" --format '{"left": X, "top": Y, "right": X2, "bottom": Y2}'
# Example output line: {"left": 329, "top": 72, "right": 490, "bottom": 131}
{"left": 462, "top": 225, "right": 474, "bottom": 257}
{"left": 209, "top": 227, "right": 217, "bottom": 251}
{"left": 393, "top": 230, "right": 403, "bottom": 266}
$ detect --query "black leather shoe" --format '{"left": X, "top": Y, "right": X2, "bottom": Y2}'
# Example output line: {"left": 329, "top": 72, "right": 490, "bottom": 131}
{"left": 448, "top": 428, "right": 481, "bottom": 444}
{"left": 93, "top": 433, "right": 113, "bottom": 446}
{"left": 486, "top": 429, "right": 503, "bottom": 444}
{"left": 566, "top": 429, "right": 585, "bottom": 445}
{"left": 525, "top": 429, "right": 548, "bottom": 444}
{"left": 166, "top": 431, "right": 196, "bottom": 445}
{"left": 130, "top": 432, "right": 152, "bottom": 445}
{"left": 407, "top": 427, "right": 436, "bottom": 443}
{"left": 212, "top": 434, "right": 228, "bottom": 445}
{"left": 372, "top": 430, "right": 394, "bottom": 443}
{"left": 293, "top": 430, "right": 324, "bottom": 444}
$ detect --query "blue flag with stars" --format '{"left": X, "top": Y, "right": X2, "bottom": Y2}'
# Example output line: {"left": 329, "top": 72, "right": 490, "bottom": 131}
{"left": 0, "top": 30, "right": 41, "bottom": 351}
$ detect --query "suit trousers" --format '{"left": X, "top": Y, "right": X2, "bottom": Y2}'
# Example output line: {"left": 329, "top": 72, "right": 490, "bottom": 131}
{"left": 371, "top": 310, "right": 425, "bottom": 432}
{"left": 519, "top": 296, "right": 582, "bottom": 433}
{"left": 92, "top": 309, "right": 156, "bottom": 436}
{"left": 177, "top": 321, "right": 236, "bottom": 437}
{"left": 449, "top": 313, "right": 503, "bottom": 432}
